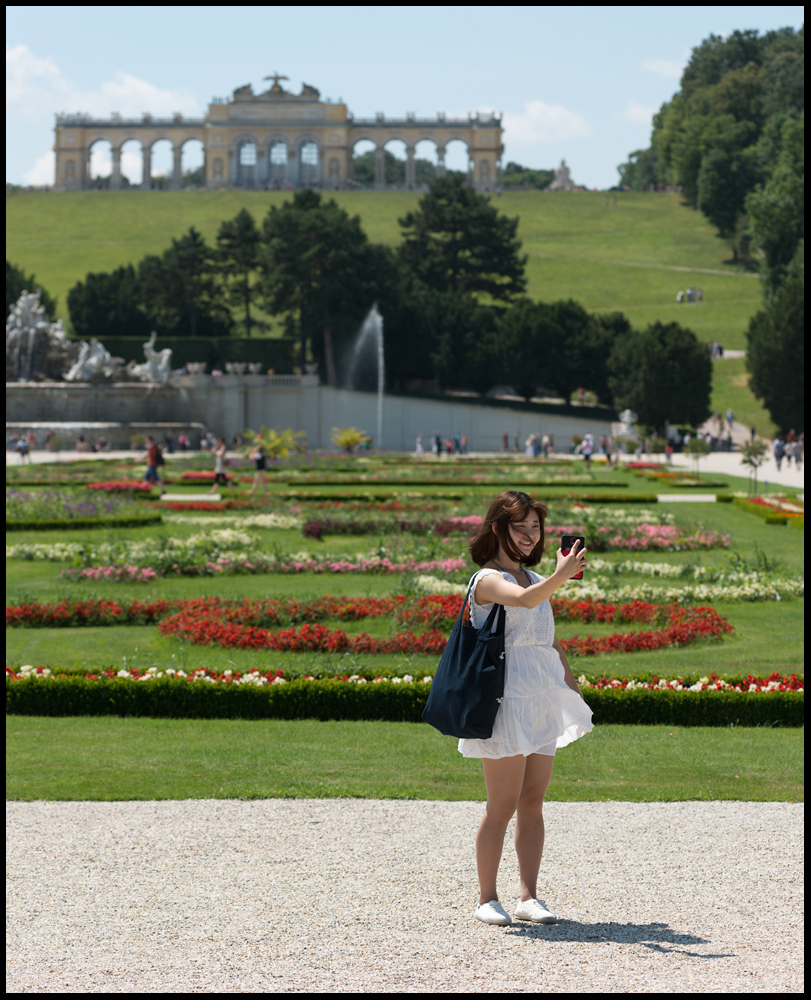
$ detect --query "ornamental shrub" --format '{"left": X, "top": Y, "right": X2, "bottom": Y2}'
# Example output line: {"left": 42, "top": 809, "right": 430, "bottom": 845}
{"left": 6, "top": 675, "right": 803, "bottom": 727}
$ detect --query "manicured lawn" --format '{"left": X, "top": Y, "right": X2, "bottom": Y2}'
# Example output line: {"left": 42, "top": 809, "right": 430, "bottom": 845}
{"left": 6, "top": 188, "right": 775, "bottom": 433}
{"left": 6, "top": 457, "right": 803, "bottom": 803}
{"left": 6, "top": 716, "right": 803, "bottom": 803}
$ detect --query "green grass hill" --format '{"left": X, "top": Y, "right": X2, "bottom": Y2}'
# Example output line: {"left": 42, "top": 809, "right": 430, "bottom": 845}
{"left": 5, "top": 189, "right": 773, "bottom": 434}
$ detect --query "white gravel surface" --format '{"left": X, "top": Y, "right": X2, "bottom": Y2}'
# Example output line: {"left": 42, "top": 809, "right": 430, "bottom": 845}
{"left": 6, "top": 799, "right": 803, "bottom": 993}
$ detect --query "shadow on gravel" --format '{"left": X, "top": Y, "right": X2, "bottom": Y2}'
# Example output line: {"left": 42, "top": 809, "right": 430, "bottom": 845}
{"left": 504, "top": 921, "right": 734, "bottom": 958}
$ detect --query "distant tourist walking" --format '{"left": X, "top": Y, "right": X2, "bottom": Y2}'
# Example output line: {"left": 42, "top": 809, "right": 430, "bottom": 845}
{"left": 210, "top": 437, "right": 229, "bottom": 493}
{"left": 143, "top": 435, "right": 166, "bottom": 495}
{"left": 462, "top": 491, "right": 592, "bottom": 927}
{"left": 773, "top": 437, "right": 785, "bottom": 472}
{"left": 248, "top": 443, "right": 267, "bottom": 494}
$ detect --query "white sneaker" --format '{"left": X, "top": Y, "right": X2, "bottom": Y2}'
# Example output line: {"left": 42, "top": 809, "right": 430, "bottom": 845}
{"left": 513, "top": 898, "right": 557, "bottom": 924}
{"left": 474, "top": 899, "right": 512, "bottom": 925}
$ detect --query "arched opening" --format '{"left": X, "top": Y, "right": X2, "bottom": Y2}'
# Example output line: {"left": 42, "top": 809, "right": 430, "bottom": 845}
{"left": 299, "top": 142, "right": 320, "bottom": 186}
{"left": 88, "top": 138, "right": 113, "bottom": 189}
{"left": 181, "top": 138, "right": 205, "bottom": 188}
{"left": 414, "top": 139, "right": 439, "bottom": 189}
{"left": 350, "top": 138, "right": 377, "bottom": 188}
{"left": 478, "top": 159, "right": 492, "bottom": 189}
{"left": 149, "top": 139, "right": 174, "bottom": 189}
{"left": 382, "top": 138, "right": 407, "bottom": 188}
{"left": 119, "top": 139, "right": 143, "bottom": 187}
{"left": 444, "top": 138, "right": 471, "bottom": 180}
{"left": 236, "top": 140, "right": 258, "bottom": 187}
{"left": 326, "top": 155, "right": 341, "bottom": 188}
{"left": 268, "top": 141, "right": 288, "bottom": 188}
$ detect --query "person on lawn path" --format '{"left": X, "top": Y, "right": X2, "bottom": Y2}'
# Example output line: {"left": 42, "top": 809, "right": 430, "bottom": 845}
{"left": 464, "top": 490, "right": 592, "bottom": 927}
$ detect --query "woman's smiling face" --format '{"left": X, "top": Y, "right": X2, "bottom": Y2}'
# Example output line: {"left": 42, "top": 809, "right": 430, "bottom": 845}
{"left": 506, "top": 508, "right": 541, "bottom": 555}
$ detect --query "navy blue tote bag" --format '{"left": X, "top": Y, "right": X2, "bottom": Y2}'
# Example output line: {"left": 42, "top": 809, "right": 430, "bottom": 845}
{"left": 422, "top": 581, "right": 506, "bottom": 739}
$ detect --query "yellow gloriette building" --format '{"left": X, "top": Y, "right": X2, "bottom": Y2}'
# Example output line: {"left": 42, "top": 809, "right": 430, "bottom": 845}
{"left": 53, "top": 74, "right": 504, "bottom": 191}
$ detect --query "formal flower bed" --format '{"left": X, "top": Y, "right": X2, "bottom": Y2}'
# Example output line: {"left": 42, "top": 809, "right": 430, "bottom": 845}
{"left": 412, "top": 571, "right": 804, "bottom": 603}
{"left": 578, "top": 671, "right": 803, "bottom": 692}
{"left": 147, "top": 595, "right": 731, "bottom": 656}
{"left": 6, "top": 488, "right": 160, "bottom": 528}
{"left": 8, "top": 668, "right": 801, "bottom": 726}
{"left": 162, "top": 512, "right": 302, "bottom": 529}
{"left": 8, "top": 664, "right": 800, "bottom": 692}
{"left": 6, "top": 488, "right": 146, "bottom": 521}
{"left": 6, "top": 594, "right": 734, "bottom": 656}
{"left": 178, "top": 470, "right": 234, "bottom": 482}
{"left": 59, "top": 554, "right": 469, "bottom": 581}
{"left": 738, "top": 495, "right": 804, "bottom": 517}
{"left": 86, "top": 481, "right": 154, "bottom": 494}
{"left": 160, "top": 501, "right": 232, "bottom": 511}
{"left": 624, "top": 463, "right": 726, "bottom": 487}
{"left": 298, "top": 509, "right": 728, "bottom": 551}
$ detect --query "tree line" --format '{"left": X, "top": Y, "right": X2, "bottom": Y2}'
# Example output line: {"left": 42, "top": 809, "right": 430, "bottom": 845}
{"left": 618, "top": 26, "right": 803, "bottom": 433}
{"left": 7, "top": 176, "right": 714, "bottom": 434}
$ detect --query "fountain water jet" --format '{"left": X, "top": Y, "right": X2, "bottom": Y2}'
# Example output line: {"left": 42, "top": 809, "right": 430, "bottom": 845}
{"left": 347, "top": 304, "right": 384, "bottom": 449}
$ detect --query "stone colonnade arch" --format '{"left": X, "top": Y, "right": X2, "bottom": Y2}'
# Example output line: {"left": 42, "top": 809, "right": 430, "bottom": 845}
{"left": 53, "top": 87, "right": 503, "bottom": 191}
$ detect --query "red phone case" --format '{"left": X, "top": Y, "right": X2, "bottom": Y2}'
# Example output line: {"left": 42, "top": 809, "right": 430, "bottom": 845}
{"left": 560, "top": 535, "right": 585, "bottom": 580}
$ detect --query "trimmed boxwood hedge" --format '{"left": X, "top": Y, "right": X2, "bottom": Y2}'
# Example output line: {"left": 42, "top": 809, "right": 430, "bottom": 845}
{"left": 6, "top": 676, "right": 803, "bottom": 727}
{"left": 6, "top": 514, "right": 162, "bottom": 531}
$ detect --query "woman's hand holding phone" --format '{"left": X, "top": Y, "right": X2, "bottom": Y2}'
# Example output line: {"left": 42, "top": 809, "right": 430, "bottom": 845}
{"left": 556, "top": 537, "right": 587, "bottom": 580}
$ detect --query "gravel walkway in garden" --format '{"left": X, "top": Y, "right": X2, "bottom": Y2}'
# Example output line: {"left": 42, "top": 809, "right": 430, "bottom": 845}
{"left": 6, "top": 799, "right": 803, "bottom": 993}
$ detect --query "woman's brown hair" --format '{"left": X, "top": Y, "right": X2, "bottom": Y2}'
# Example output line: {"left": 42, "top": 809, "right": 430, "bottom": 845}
{"left": 469, "top": 490, "right": 548, "bottom": 567}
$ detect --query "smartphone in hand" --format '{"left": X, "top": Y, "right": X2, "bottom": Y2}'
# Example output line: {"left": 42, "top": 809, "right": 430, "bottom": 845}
{"left": 560, "top": 534, "right": 586, "bottom": 580}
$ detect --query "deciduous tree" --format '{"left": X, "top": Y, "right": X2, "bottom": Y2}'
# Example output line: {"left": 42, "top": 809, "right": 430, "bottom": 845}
{"left": 607, "top": 321, "right": 711, "bottom": 435}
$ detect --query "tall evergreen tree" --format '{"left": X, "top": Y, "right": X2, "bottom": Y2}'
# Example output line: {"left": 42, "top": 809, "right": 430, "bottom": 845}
{"left": 138, "top": 227, "right": 231, "bottom": 338}
{"left": 398, "top": 175, "right": 527, "bottom": 303}
{"left": 216, "top": 208, "right": 262, "bottom": 337}
{"left": 67, "top": 265, "right": 149, "bottom": 340}
{"left": 745, "top": 243, "right": 804, "bottom": 432}
{"left": 6, "top": 260, "right": 57, "bottom": 319}
{"left": 260, "top": 190, "right": 392, "bottom": 384}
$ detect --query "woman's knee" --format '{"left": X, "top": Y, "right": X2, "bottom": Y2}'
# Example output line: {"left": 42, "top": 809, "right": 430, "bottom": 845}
{"left": 516, "top": 790, "right": 546, "bottom": 820}
{"left": 483, "top": 796, "right": 520, "bottom": 828}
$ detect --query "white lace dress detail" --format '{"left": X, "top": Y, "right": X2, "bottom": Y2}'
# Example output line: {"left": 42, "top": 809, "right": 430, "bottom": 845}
{"left": 458, "top": 567, "right": 593, "bottom": 759}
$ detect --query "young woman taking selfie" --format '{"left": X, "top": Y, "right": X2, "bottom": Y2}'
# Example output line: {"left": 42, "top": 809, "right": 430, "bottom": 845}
{"left": 463, "top": 490, "right": 593, "bottom": 926}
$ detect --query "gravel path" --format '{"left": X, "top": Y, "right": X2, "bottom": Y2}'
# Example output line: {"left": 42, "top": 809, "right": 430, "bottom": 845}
{"left": 6, "top": 799, "right": 803, "bottom": 993}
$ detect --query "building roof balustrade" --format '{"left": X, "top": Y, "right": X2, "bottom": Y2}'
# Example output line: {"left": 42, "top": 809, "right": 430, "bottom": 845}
{"left": 56, "top": 115, "right": 207, "bottom": 127}
{"left": 349, "top": 116, "right": 501, "bottom": 127}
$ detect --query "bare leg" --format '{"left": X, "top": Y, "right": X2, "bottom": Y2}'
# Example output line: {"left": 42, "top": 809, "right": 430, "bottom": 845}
{"left": 475, "top": 756, "right": 526, "bottom": 904}
{"left": 514, "top": 753, "right": 555, "bottom": 901}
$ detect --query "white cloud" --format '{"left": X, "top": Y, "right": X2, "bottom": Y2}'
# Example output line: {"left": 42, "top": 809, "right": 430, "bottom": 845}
{"left": 22, "top": 149, "right": 55, "bottom": 186}
{"left": 7, "top": 43, "right": 202, "bottom": 185}
{"left": 502, "top": 100, "right": 592, "bottom": 145}
{"left": 641, "top": 57, "right": 684, "bottom": 80}
{"left": 6, "top": 43, "right": 201, "bottom": 121}
{"left": 619, "top": 101, "right": 658, "bottom": 126}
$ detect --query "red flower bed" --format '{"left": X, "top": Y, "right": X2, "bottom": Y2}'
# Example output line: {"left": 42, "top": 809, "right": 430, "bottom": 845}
{"left": 746, "top": 496, "right": 804, "bottom": 517}
{"left": 7, "top": 594, "right": 733, "bottom": 658}
{"left": 6, "top": 598, "right": 177, "bottom": 627}
{"left": 157, "top": 501, "right": 231, "bottom": 511}
{"left": 179, "top": 471, "right": 233, "bottom": 482}
{"left": 86, "top": 481, "right": 154, "bottom": 494}
{"left": 150, "top": 595, "right": 732, "bottom": 655}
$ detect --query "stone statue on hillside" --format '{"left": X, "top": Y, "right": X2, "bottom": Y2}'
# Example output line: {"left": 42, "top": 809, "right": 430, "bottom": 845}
{"left": 548, "top": 159, "right": 575, "bottom": 191}
{"left": 126, "top": 331, "right": 173, "bottom": 384}
{"left": 6, "top": 288, "right": 80, "bottom": 382}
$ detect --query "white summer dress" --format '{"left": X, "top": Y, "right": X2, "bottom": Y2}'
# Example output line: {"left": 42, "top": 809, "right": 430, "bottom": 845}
{"left": 458, "top": 568, "right": 594, "bottom": 759}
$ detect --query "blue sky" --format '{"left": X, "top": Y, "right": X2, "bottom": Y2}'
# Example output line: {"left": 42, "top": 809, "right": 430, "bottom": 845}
{"left": 6, "top": 5, "right": 804, "bottom": 188}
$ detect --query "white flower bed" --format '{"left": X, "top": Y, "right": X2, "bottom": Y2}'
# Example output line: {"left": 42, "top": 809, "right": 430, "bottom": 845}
{"left": 162, "top": 513, "right": 302, "bottom": 529}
